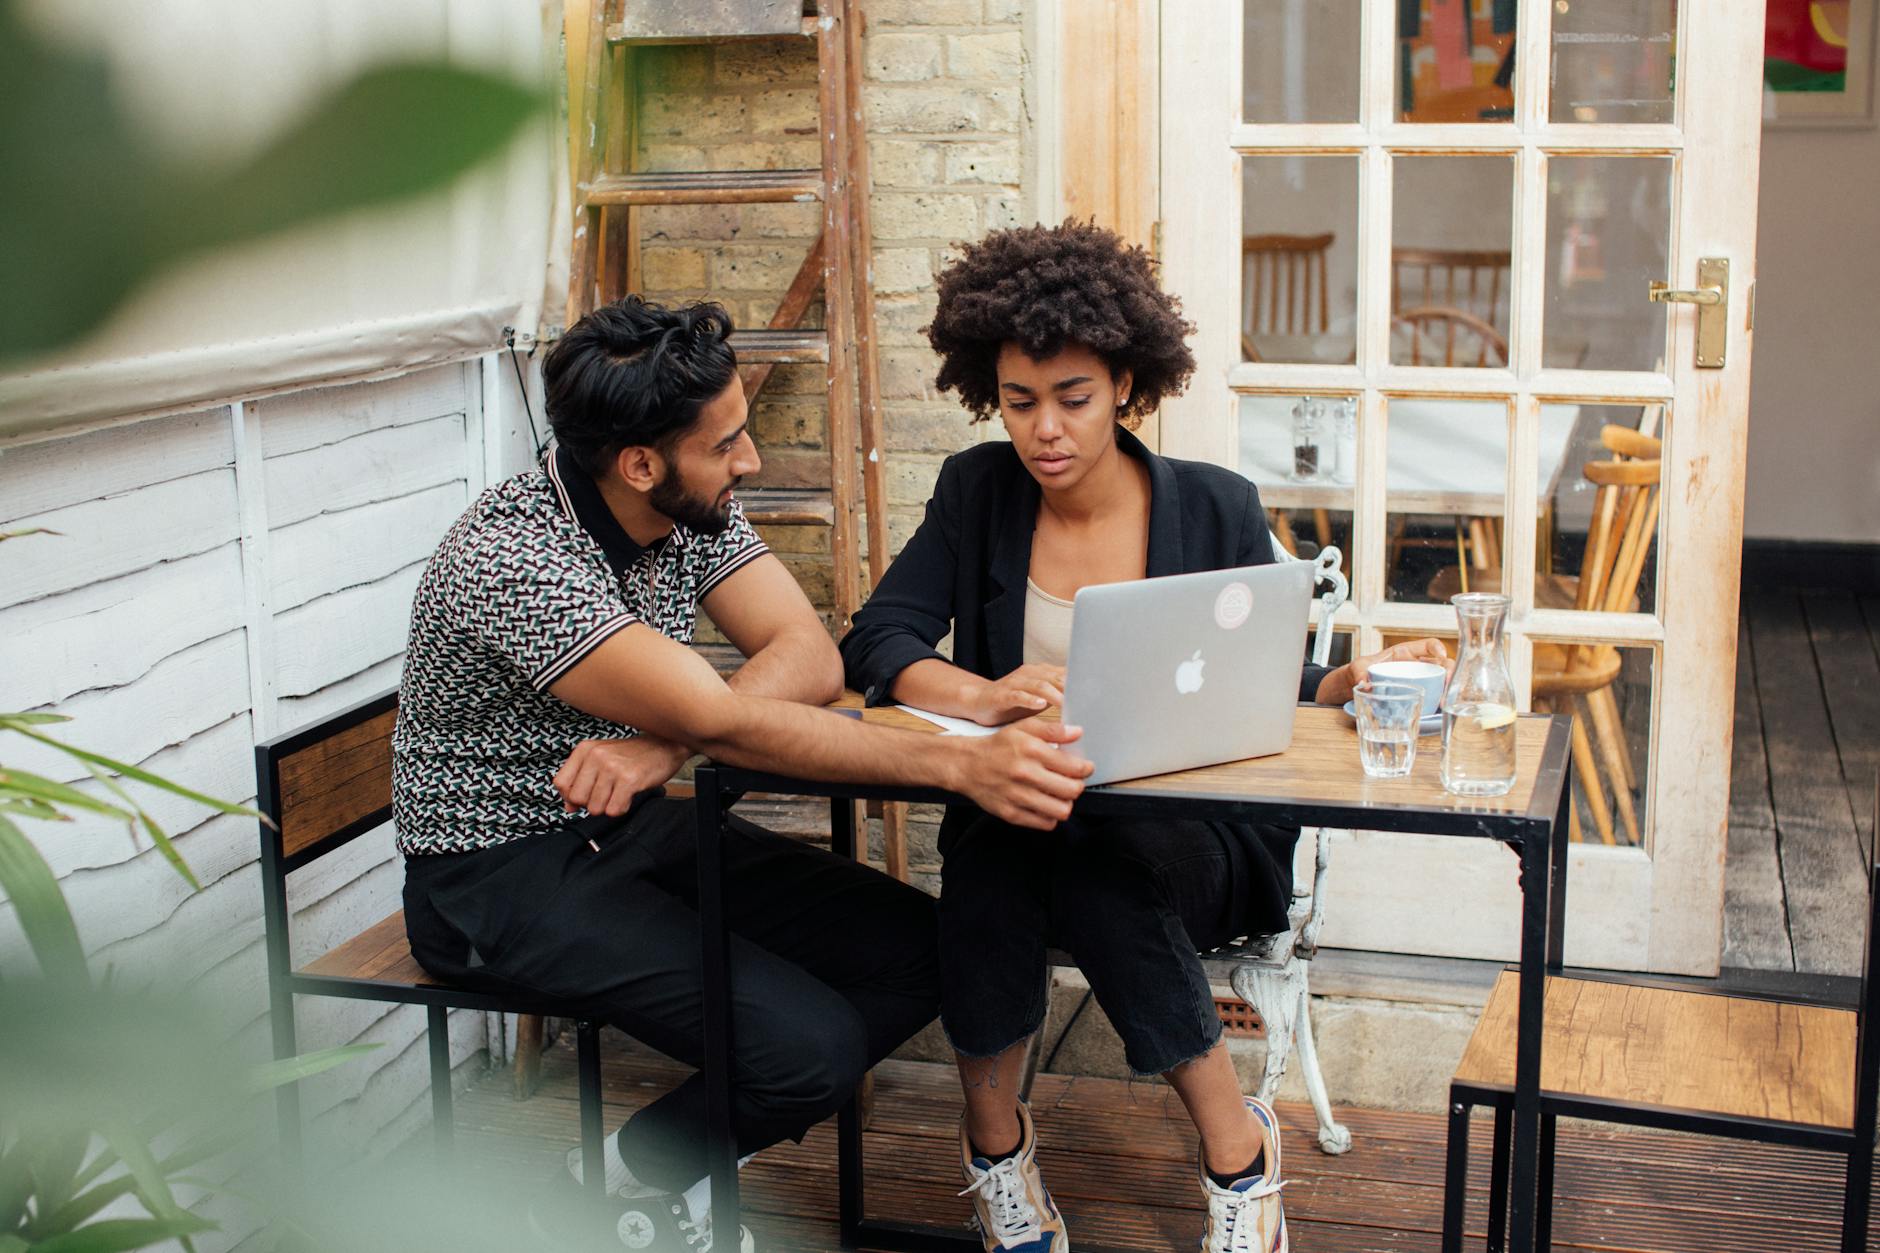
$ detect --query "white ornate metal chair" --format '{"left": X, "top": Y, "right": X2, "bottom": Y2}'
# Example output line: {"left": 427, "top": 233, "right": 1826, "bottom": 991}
{"left": 1206, "top": 537, "right": 1352, "bottom": 1153}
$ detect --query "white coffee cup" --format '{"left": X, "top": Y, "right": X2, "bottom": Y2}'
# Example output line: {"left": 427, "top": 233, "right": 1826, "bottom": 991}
{"left": 1367, "top": 660, "right": 1445, "bottom": 714}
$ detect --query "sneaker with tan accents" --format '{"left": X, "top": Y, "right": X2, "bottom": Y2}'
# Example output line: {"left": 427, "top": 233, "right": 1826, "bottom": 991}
{"left": 1199, "top": 1096, "right": 1288, "bottom": 1253}
{"left": 957, "top": 1101, "right": 1069, "bottom": 1253}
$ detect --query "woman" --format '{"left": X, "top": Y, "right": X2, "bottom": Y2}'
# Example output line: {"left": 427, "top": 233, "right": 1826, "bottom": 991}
{"left": 840, "top": 222, "right": 1446, "bottom": 1253}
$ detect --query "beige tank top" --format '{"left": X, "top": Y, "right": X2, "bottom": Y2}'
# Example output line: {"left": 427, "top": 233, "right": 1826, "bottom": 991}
{"left": 1022, "top": 578, "right": 1075, "bottom": 668}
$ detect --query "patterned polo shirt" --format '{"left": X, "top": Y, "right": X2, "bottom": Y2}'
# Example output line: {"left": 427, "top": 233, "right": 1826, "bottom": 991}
{"left": 391, "top": 447, "right": 768, "bottom": 855}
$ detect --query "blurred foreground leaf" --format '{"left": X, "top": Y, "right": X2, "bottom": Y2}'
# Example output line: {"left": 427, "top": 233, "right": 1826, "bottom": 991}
{"left": 0, "top": 0, "right": 543, "bottom": 364}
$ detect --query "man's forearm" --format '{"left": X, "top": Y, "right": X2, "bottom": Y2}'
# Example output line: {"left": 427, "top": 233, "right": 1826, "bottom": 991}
{"left": 694, "top": 693, "right": 969, "bottom": 793}
{"left": 725, "top": 627, "right": 844, "bottom": 704}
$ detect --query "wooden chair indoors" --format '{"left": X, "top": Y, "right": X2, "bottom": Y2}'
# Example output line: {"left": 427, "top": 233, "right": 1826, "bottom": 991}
{"left": 1393, "top": 305, "right": 1508, "bottom": 369}
{"left": 1242, "top": 232, "right": 1335, "bottom": 360}
{"left": 1442, "top": 772, "right": 1880, "bottom": 1253}
{"left": 1427, "top": 424, "right": 1662, "bottom": 845}
{"left": 1392, "top": 246, "right": 1510, "bottom": 327}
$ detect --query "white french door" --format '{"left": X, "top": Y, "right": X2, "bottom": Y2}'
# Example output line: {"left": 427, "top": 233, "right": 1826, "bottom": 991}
{"left": 1159, "top": 0, "right": 1763, "bottom": 973}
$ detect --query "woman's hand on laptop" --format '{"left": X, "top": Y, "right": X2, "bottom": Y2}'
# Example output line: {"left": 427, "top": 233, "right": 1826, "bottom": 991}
{"left": 954, "top": 718, "right": 1093, "bottom": 829}
{"left": 1314, "top": 637, "right": 1453, "bottom": 706}
{"left": 968, "top": 663, "right": 1068, "bottom": 726}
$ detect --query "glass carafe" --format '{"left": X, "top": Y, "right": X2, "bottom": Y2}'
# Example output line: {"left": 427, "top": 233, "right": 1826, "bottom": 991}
{"left": 1441, "top": 593, "right": 1518, "bottom": 797}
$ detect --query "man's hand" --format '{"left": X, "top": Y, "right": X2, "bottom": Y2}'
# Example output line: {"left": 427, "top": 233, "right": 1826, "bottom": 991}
{"left": 1314, "top": 637, "right": 1453, "bottom": 706}
{"left": 552, "top": 736, "right": 691, "bottom": 817}
{"left": 967, "top": 664, "right": 1068, "bottom": 726}
{"left": 953, "top": 718, "right": 1093, "bottom": 829}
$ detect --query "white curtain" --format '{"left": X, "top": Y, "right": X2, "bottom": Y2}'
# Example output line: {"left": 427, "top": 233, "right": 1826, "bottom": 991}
{"left": 0, "top": 0, "right": 562, "bottom": 440}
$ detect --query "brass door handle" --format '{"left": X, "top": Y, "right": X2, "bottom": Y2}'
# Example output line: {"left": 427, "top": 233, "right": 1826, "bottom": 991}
{"left": 1647, "top": 257, "right": 1729, "bottom": 368}
{"left": 1648, "top": 282, "right": 1722, "bottom": 306}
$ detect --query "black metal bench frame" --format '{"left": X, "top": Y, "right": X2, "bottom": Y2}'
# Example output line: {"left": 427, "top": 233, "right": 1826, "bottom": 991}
{"left": 255, "top": 688, "right": 613, "bottom": 1196}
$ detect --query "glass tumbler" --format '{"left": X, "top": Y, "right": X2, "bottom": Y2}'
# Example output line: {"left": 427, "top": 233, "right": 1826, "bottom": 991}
{"left": 1354, "top": 682, "right": 1423, "bottom": 779}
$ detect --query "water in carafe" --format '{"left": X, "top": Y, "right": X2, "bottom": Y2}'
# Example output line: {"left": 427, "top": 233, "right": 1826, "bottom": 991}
{"left": 1441, "top": 593, "right": 1518, "bottom": 797}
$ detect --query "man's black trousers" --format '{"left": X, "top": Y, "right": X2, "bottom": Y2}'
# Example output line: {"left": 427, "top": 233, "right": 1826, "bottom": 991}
{"left": 402, "top": 796, "right": 941, "bottom": 1193}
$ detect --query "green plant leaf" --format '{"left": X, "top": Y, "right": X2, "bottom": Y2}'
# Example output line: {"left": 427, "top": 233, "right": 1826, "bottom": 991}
{"left": 96, "top": 1124, "right": 184, "bottom": 1225}
{"left": 0, "top": 817, "right": 87, "bottom": 983}
{"left": 243, "top": 1043, "right": 380, "bottom": 1095}
{"left": 0, "top": 1138, "right": 31, "bottom": 1234}
{"left": 0, "top": 0, "right": 543, "bottom": 363}
{"left": 27, "top": 1214, "right": 216, "bottom": 1253}
{"left": 0, "top": 798, "right": 67, "bottom": 821}
{"left": 54, "top": 1125, "right": 241, "bottom": 1231}
{"left": 166, "top": 63, "right": 546, "bottom": 260}
{"left": 0, "top": 528, "right": 59, "bottom": 543}
{"left": 0, "top": 714, "right": 72, "bottom": 726}
{"left": 83, "top": 764, "right": 199, "bottom": 892}
{"left": 17, "top": 1128, "right": 90, "bottom": 1232}
{"left": 6, "top": 730, "right": 266, "bottom": 824}
{"left": 0, "top": 771, "right": 137, "bottom": 825}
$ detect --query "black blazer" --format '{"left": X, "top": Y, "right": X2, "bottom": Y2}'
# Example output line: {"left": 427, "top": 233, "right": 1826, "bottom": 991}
{"left": 839, "top": 426, "right": 1328, "bottom": 936}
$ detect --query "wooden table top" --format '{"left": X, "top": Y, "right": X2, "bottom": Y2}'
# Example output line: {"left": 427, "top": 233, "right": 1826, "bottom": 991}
{"left": 829, "top": 694, "right": 1566, "bottom": 830}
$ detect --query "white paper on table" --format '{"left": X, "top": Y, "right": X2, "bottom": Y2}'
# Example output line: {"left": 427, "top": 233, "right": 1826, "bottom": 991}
{"left": 895, "top": 705, "right": 998, "bottom": 737}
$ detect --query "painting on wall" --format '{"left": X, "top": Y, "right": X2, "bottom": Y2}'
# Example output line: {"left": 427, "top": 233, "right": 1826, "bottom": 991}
{"left": 1764, "top": 0, "right": 1877, "bottom": 125}
{"left": 1397, "top": 0, "right": 1517, "bottom": 123}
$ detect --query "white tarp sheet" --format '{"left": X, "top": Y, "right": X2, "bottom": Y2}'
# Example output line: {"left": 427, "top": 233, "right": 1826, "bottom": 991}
{"left": 1, "top": 0, "right": 561, "bottom": 440}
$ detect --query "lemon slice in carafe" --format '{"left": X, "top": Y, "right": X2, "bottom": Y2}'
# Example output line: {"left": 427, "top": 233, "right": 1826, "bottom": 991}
{"left": 1473, "top": 704, "right": 1518, "bottom": 729}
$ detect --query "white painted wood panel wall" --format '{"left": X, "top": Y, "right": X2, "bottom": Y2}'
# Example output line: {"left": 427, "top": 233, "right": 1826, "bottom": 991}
{"left": 0, "top": 357, "right": 540, "bottom": 1211}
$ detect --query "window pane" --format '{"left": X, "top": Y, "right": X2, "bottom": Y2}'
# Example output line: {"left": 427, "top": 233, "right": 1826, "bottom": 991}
{"left": 1534, "top": 641, "right": 1655, "bottom": 848}
{"left": 1391, "top": 155, "right": 1513, "bottom": 367}
{"left": 1539, "top": 402, "right": 1666, "bottom": 616}
{"left": 1386, "top": 398, "right": 1509, "bottom": 604}
{"left": 1549, "top": 0, "right": 1678, "bottom": 124}
{"left": 1396, "top": 0, "right": 1517, "bottom": 123}
{"left": 1238, "top": 393, "right": 1358, "bottom": 588}
{"left": 1243, "top": 1, "right": 1361, "bottom": 124}
{"left": 1544, "top": 156, "right": 1673, "bottom": 372}
{"left": 1241, "top": 156, "right": 1359, "bottom": 364}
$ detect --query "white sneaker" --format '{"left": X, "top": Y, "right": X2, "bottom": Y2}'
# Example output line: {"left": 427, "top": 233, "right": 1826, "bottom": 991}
{"left": 1199, "top": 1097, "right": 1288, "bottom": 1253}
{"left": 562, "top": 1145, "right": 754, "bottom": 1252}
{"left": 957, "top": 1101, "right": 1069, "bottom": 1252}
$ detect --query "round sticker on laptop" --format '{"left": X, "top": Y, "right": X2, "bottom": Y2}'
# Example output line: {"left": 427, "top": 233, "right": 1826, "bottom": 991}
{"left": 1214, "top": 580, "right": 1253, "bottom": 630}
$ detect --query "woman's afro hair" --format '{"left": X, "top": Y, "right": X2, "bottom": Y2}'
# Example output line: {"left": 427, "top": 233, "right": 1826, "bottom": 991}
{"left": 925, "top": 220, "right": 1197, "bottom": 426}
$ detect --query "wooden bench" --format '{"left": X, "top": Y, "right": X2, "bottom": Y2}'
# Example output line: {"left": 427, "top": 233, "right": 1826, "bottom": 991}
{"left": 255, "top": 689, "right": 613, "bottom": 1195}
{"left": 1442, "top": 773, "right": 1880, "bottom": 1253}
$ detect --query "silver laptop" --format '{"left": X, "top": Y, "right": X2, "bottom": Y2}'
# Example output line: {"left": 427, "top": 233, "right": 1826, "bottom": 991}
{"left": 1060, "top": 562, "right": 1315, "bottom": 786}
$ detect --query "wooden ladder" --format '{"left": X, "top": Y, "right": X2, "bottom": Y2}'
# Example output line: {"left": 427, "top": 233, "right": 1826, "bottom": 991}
{"left": 564, "top": 0, "right": 889, "bottom": 640}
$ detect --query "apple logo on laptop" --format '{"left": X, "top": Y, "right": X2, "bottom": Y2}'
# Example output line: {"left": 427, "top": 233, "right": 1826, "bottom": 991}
{"left": 1175, "top": 649, "right": 1206, "bottom": 694}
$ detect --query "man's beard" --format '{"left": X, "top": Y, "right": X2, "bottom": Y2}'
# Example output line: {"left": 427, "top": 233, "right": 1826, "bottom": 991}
{"left": 649, "top": 467, "right": 735, "bottom": 535}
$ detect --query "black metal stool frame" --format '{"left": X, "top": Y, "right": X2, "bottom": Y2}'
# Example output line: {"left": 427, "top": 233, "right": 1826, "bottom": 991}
{"left": 1443, "top": 857, "right": 1880, "bottom": 1253}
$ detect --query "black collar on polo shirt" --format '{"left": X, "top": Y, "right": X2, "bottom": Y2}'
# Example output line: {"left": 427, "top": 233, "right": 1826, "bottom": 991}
{"left": 545, "top": 445, "right": 648, "bottom": 577}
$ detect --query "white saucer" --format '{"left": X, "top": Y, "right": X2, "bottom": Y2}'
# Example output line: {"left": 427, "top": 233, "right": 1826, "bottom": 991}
{"left": 1341, "top": 699, "right": 1443, "bottom": 737}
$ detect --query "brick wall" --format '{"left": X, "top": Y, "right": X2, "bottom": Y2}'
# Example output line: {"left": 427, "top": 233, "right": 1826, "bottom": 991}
{"left": 629, "top": 2, "right": 1027, "bottom": 608}
{"left": 627, "top": 4, "right": 1030, "bottom": 884}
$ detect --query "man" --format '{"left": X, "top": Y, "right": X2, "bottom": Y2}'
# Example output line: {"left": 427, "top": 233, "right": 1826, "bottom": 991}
{"left": 392, "top": 296, "right": 1091, "bottom": 1252}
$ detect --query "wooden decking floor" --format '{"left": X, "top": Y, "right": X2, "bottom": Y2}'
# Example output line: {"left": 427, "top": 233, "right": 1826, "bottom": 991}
{"left": 443, "top": 1032, "right": 1874, "bottom": 1252}
{"left": 1726, "top": 587, "right": 1880, "bottom": 976}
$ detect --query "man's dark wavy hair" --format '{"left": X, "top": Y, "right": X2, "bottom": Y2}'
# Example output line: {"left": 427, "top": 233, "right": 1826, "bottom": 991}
{"left": 542, "top": 296, "right": 739, "bottom": 476}
{"left": 925, "top": 220, "right": 1197, "bottom": 428}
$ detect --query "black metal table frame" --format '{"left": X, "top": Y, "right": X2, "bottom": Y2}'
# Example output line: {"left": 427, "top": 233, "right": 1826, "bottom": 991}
{"left": 691, "top": 715, "right": 1573, "bottom": 1253}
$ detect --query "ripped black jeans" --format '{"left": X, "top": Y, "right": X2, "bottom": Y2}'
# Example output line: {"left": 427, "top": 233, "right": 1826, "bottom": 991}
{"left": 937, "top": 809, "right": 1297, "bottom": 1077}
